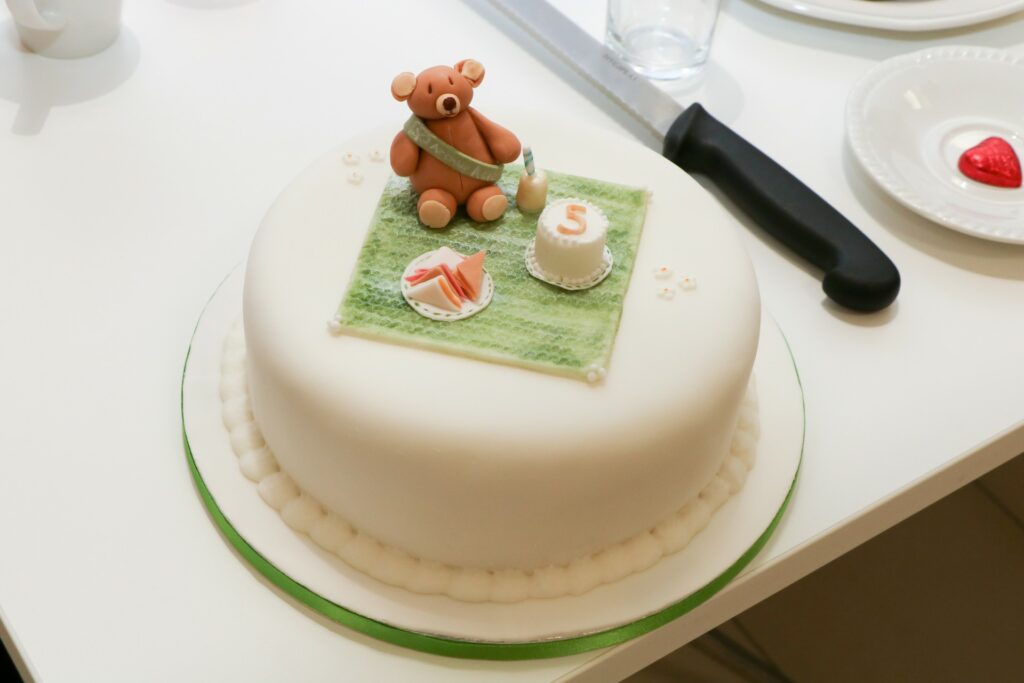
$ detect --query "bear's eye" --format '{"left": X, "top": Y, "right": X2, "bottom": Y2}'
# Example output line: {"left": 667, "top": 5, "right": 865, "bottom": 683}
{"left": 448, "top": 75, "right": 454, "bottom": 86}
{"left": 427, "top": 83, "right": 433, "bottom": 95}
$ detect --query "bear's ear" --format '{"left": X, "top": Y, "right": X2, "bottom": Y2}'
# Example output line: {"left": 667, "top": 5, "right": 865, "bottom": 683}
{"left": 455, "top": 59, "right": 485, "bottom": 88}
{"left": 391, "top": 72, "right": 417, "bottom": 101}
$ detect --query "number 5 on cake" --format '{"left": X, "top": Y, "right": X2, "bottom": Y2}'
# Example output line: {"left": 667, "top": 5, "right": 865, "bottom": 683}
{"left": 557, "top": 204, "right": 588, "bottom": 235}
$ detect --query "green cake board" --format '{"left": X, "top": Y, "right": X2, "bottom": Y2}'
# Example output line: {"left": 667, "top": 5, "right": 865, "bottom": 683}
{"left": 335, "top": 166, "right": 649, "bottom": 381}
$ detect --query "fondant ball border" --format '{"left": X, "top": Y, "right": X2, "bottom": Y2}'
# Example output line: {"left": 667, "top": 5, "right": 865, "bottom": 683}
{"left": 181, "top": 329, "right": 804, "bottom": 659}
{"left": 183, "top": 420, "right": 799, "bottom": 659}
{"left": 219, "top": 322, "right": 762, "bottom": 603}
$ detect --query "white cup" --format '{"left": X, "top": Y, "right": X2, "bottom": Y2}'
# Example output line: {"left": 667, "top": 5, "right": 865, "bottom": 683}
{"left": 5, "top": 0, "right": 122, "bottom": 59}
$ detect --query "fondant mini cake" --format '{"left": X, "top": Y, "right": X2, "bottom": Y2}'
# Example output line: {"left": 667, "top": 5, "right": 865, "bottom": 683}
{"left": 527, "top": 198, "right": 613, "bottom": 290}
{"left": 231, "top": 61, "right": 764, "bottom": 604}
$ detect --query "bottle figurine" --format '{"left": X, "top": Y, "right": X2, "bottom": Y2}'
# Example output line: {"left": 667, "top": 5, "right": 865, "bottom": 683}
{"left": 516, "top": 146, "right": 548, "bottom": 214}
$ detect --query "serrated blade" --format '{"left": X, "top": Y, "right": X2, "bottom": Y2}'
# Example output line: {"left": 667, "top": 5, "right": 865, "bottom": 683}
{"left": 486, "top": 0, "right": 684, "bottom": 142}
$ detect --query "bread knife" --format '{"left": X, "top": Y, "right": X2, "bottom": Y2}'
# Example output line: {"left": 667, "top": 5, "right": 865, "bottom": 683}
{"left": 485, "top": 0, "right": 900, "bottom": 312}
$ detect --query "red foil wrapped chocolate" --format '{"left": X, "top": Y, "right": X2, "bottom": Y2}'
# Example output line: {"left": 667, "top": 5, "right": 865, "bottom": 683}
{"left": 957, "top": 137, "right": 1022, "bottom": 189}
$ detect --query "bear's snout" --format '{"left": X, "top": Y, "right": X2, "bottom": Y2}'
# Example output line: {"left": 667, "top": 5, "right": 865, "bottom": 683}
{"left": 436, "top": 94, "right": 461, "bottom": 117}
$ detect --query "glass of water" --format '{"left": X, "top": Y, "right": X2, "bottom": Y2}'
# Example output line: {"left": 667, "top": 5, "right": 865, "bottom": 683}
{"left": 606, "top": 0, "right": 721, "bottom": 80}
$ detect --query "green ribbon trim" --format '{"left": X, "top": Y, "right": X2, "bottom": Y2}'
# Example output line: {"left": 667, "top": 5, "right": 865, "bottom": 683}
{"left": 180, "top": 324, "right": 804, "bottom": 660}
{"left": 403, "top": 115, "right": 504, "bottom": 183}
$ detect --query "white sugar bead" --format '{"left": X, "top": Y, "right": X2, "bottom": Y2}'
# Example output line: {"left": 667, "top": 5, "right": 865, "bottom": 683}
{"left": 567, "top": 556, "right": 602, "bottom": 596}
{"left": 529, "top": 565, "right": 570, "bottom": 599}
{"left": 731, "top": 430, "right": 757, "bottom": 458}
{"left": 448, "top": 568, "right": 492, "bottom": 603}
{"left": 742, "top": 388, "right": 759, "bottom": 409}
{"left": 627, "top": 533, "right": 663, "bottom": 572}
{"left": 221, "top": 348, "right": 246, "bottom": 372}
{"left": 258, "top": 472, "right": 299, "bottom": 510}
{"left": 221, "top": 397, "right": 252, "bottom": 431}
{"left": 653, "top": 514, "right": 697, "bottom": 554}
{"left": 738, "top": 408, "right": 760, "bottom": 439}
{"left": 406, "top": 560, "right": 452, "bottom": 595}
{"left": 309, "top": 514, "right": 354, "bottom": 553}
{"left": 239, "top": 447, "right": 278, "bottom": 481}
{"left": 678, "top": 498, "right": 712, "bottom": 533}
{"left": 219, "top": 373, "right": 248, "bottom": 401}
{"left": 490, "top": 569, "right": 531, "bottom": 603}
{"left": 735, "top": 442, "right": 756, "bottom": 469}
{"left": 700, "top": 476, "right": 731, "bottom": 509}
{"left": 229, "top": 422, "right": 264, "bottom": 455}
{"left": 374, "top": 546, "right": 418, "bottom": 587}
{"left": 721, "top": 456, "right": 748, "bottom": 493}
{"left": 281, "top": 495, "right": 324, "bottom": 533}
{"left": 594, "top": 543, "right": 632, "bottom": 585}
{"left": 340, "top": 533, "right": 383, "bottom": 574}
{"left": 224, "top": 321, "right": 245, "bottom": 347}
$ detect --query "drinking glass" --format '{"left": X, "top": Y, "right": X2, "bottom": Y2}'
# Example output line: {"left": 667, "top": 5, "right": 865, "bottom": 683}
{"left": 606, "top": 0, "right": 721, "bottom": 80}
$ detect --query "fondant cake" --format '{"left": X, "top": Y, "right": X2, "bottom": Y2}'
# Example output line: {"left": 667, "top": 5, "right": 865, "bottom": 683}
{"left": 231, "top": 62, "right": 762, "bottom": 603}
{"left": 529, "top": 198, "right": 612, "bottom": 289}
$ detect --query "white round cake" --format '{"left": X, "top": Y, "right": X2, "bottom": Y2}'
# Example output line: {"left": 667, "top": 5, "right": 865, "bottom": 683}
{"left": 531, "top": 198, "right": 611, "bottom": 286}
{"left": 239, "top": 116, "right": 761, "bottom": 602}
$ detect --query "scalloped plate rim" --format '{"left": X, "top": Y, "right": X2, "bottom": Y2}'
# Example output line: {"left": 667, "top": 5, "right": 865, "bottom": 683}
{"left": 754, "top": 0, "right": 1024, "bottom": 31}
{"left": 846, "top": 45, "right": 1024, "bottom": 244}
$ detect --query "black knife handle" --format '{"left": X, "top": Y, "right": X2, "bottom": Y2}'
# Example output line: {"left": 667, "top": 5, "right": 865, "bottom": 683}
{"left": 664, "top": 104, "right": 899, "bottom": 312}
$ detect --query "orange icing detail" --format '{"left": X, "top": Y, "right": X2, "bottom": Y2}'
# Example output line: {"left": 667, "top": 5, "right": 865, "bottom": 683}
{"left": 455, "top": 250, "right": 486, "bottom": 300}
{"left": 410, "top": 265, "right": 465, "bottom": 300}
{"left": 409, "top": 266, "right": 442, "bottom": 285}
{"left": 436, "top": 275, "right": 462, "bottom": 310}
{"left": 439, "top": 262, "right": 469, "bottom": 300}
{"left": 556, "top": 203, "right": 588, "bottom": 235}
{"left": 405, "top": 268, "right": 429, "bottom": 282}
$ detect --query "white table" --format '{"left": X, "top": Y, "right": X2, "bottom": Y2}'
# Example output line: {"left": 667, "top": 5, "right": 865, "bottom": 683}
{"left": 1, "top": 1, "right": 1022, "bottom": 680}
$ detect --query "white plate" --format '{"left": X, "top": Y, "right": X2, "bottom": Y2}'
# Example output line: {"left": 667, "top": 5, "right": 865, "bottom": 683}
{"left": 847, "top": 46, "right": 1024, "bottom": 243}
{"left": 755, "top": 0, "right": 1024, "bottom": 31}
{"left": 399, "top": 249, "right": 495, "bottom": 321}
{"left": 182, "top": 269, "right": 803, "bottom": 648}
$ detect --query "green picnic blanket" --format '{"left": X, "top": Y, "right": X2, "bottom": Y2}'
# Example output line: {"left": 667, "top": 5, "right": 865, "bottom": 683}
{"left": 335, "top": 166, "right": 648, "bottom": 381}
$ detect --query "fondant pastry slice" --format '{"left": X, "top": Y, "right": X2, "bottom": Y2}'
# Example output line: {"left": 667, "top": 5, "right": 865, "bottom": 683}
{"left": 407, "top": 275, "right": 462, "bottom": 312}
{"left": 405, "top": 268, "right": 429, "bottom": 282}
{"left": 410, "top": 264, "right": 468, "bottom": 300}
{"left": 409, "top": 265, "right": 444, "bottom": 286}
{"left": 456, "top": 250, "right": 486, "bottom": 301}
{"left": 439, "top": 263, "right": 469, "bottom": 300}
{"left": 417, "top": 246, "right": 465, "bottom": 271}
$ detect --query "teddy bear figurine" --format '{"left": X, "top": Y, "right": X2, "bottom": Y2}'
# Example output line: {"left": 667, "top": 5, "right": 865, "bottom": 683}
{"left": 390, "top": 60, "right": 522, "bottom": 229}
